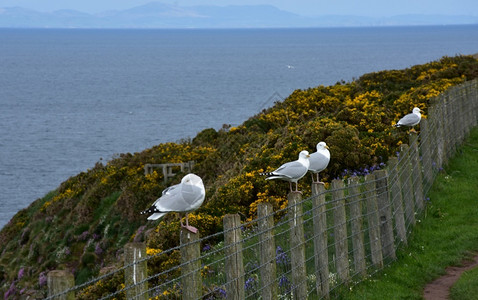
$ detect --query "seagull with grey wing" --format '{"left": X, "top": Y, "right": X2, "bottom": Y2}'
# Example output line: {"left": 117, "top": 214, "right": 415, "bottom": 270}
{"left": 308, "top": 141, "right": 330, "bottom": 184}
{"left": 393, "top": 107, "right": 423, "bottom": 132}
{"left": 141, "top": 173, "right": 205, "bottom": 233}
{"left": 260, "top": 150, "right": 310, "bottom": 193}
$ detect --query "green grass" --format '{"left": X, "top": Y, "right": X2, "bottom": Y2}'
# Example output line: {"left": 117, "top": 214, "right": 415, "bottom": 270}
{"left": 450, "top": 266, "right": 478, "bottom": 300}
{"left": 337, "top": 127, "right": 478, "bottom": 300}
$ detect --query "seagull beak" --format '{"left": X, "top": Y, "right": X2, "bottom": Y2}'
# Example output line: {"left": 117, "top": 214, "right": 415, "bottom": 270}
{"left": 325, "top": 145, "right": 330, "bottom": 149}
{"left": 306, "top": 154, "right": 310, "bottom": 158}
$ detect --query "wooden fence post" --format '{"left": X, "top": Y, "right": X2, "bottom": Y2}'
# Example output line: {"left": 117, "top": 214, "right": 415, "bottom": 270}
{"left": 257, "top": 203, "right": 278, "bottom": 300}
{"left": 419, "top": 119, "right": 434, "bottom": 190}
{"left": 399, "top": 144, "right": 416, "bottom": 227}
{"left": 124, "top": 242, "right": 148, "bottom": 300}
{"left": 223, "top": 214, "right": 245, "bottom": 300}
{"left": 180, "top": 228, "right": 202, "bottom": 300}
{"left": 47, "top": 270, "right": 75, "bottom": 300}
{"left": 347, "top": 176, "right": 366, "bottom": 278}
{"left": 409, "top": 134, "right": 425, "bottom": 213}
{"left": 331, "top": 179, "right": 350, "bottom": 285}
{"left": 437, "top": 98, "right": 448, "bottom": 166}
{"left": 287, "top": 191, "right": 308, "bottom": 300}
{"left": 374, "top": 169, "right": 396, "bottom": 261}
{"left": 387, "top": 157, "right": 407, "bottom": 246}
{"left": 364, "top": 174, "right": 383, "bottom": 269}
{"left": 311, "top": 183, "right": 330, "bottom": 299}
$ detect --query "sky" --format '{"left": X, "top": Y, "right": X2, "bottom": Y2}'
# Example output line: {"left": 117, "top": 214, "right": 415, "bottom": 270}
{"left": 1, "top": 0, "right": 478, "bottom": 17}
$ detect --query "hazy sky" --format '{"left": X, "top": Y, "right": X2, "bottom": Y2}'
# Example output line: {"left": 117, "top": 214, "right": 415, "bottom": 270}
{"left": 1, "top": 0, "right": 478, "bottom": 17}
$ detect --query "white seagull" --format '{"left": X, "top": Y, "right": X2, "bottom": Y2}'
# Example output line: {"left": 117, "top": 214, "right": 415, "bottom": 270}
{"left": 260, "top": 150, "right": 310, "bottom": 192}
{"left": 141, "top": 173, "right": 205, "bottom": 233}
{"left": 393, "top": 107, "right": 423, "bottom": 132}
{"left": 308, "top": 142, "right": 330, "bottom": 184}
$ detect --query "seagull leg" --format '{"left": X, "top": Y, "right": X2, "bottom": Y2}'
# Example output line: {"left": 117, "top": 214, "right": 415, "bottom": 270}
{"left": 294, "top": 182, "right": 302, "bottom": 194}
{"left": 316, "top": 173, "right": 325, "bottom": 185}
{"left": 311, "top": 173, "right": 316, "bottom": 183}
{"left": 181, "top": 213, "right": 198, "bottom": 234}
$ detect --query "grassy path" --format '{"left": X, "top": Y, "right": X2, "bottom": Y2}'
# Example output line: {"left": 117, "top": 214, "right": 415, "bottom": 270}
{"left": 337, "top": 127, "right": 478, "bottom": 300}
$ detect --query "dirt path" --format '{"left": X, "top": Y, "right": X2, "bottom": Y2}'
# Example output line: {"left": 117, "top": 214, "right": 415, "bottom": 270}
{"left": 423, "top": 255, "right": 478, "bottom": 300}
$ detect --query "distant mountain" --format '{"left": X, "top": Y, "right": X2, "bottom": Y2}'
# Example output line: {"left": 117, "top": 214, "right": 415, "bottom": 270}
{"left": 0, "top": 2, "right": 477, "bottom": 28}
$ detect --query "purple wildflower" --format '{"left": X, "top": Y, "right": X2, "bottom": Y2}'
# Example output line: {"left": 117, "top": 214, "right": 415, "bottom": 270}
{"left": 39, "top": 272, "right": 47, "bottom": 287}
{"left": 218, "top": 288, "right": 226, "bottom": 298}
{"left": 95, "top": 243, "right": 103, "bottom": 256}
{"left": 276, "top": 246, "right": 289, "bottom": 265}
{"left": 5, "top": 282, "right": 16, "bottom": 299}
{"left": 244, "top": 277, "right": 255, "bottom": 290}
{"left": 78, "top": 231, "right": 89, "bottom": 241}
{"left": 278, "top": 275, "right": 291, "bottom": 293}
{"left": 18, "top": 268, "right": 25, "bottom": 280}
{"left": 202, "top": 244, "right": 212, "bottom": 252}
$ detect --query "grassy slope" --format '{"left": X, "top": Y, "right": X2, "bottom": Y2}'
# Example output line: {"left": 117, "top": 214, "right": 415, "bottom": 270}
{"left": 338, "top": 127, "right": 478, "bottom": 299}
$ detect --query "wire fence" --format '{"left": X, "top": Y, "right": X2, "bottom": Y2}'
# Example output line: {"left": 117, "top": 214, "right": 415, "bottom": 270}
{"left": 46, "top": 79, "right": 478, "bottom": 299}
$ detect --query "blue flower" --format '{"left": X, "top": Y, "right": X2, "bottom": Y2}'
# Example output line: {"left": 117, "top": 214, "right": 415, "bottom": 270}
{"left": 245, "top": 277, "right": 255, "bottom": 290}
{"left": 217, "top": 288, "right": 226, "bottom": 298}
{"left": 276, "top": 246, "right": 289, "bottom": 265}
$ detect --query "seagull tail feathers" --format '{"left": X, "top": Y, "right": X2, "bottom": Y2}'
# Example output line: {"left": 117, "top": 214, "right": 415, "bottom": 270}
{"left": 147, "top": 212, "right": 167, "bottom": 221}
{"left": 141, "top": 206, "right": 167, "bottom": 221}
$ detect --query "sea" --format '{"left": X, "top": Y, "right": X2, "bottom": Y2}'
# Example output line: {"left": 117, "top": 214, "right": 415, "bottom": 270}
{"left": 1, "top": 25, "right": 478, "bottom": 229}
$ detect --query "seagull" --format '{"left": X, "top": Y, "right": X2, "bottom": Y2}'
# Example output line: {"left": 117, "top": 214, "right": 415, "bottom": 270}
{"left": 260, "top": 150, "right": 310, "bottom": 193}
{"left": 140, "top": 173, "right": 205, "bottom": 233}
{"left": 309, "top": 142, "right": 330, "bottom": 184}
{"left": 393, "top": 107, "right": 423, "bottom": 132}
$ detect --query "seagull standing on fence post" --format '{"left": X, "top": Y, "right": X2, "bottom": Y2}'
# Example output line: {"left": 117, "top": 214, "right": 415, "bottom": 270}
{"left": 393, "top": 107, "right": 423, "bottom": 133}
{"left": 141, "top": 173, "right": 205, "bottom": 233}
{"left": 308, "top": 141, "right": 330, "bottom": 184}
{"left": 260, "top": 150, "right": 310, "bottom": 193}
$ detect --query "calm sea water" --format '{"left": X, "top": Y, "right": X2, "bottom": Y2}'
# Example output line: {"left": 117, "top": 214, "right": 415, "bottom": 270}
{"left": 1, "top": 25, "right": 478, "bottom": 228}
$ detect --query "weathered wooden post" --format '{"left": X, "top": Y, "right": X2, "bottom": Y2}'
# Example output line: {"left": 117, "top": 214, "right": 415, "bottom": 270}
{"left": 257, "top": 203, "right": 278, "bottom": 300}
{"left": 419, "top": 119, "right": 434, "bottom": 190}
{"left": 124, "top": 242, "right": 148, "bottom": 300}
{"left": 399, "top": 144, "right": 416, "bottom": 227}
{"left": 387, "top": 157, "right": 407, "bottom": 246}
{"left": 436, "top": 98, "right": 448, "bottom": 166}
{"left": 311, "top": 183, "right": 330, "bottom": 299}
{"left": 347, "top": 176, "right": 366, "bottom": 278}
{"left": 364, "top": 174, "right": 383, "bottom": 269}
{"left": 47, "top": 270, "right": 75, "bottom": 300}
{"left": 180, "top": 228, "right": 202, "bottom": 300}
{"left": 223, "top": 214, "right": 245, "bottom": 300}
{"left": 287, "top": 191, "right": 308, "bottom": 299}
{"left": 409, "top": 134, "right": 424, "bottom": 213}
{"left": 331, "top": 179, "right": 350, "bottom": 284}
{"left": 374, "top": 169, "right": 396, "bottom": 261}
